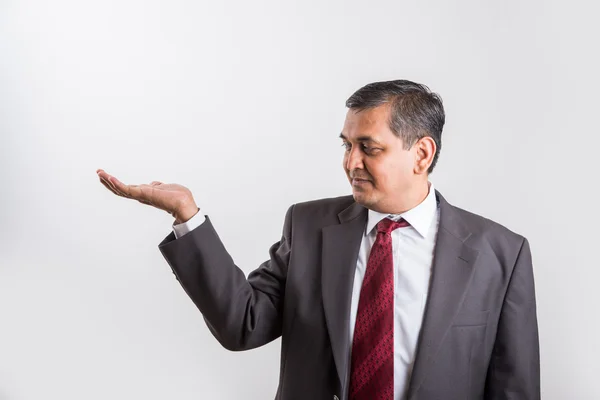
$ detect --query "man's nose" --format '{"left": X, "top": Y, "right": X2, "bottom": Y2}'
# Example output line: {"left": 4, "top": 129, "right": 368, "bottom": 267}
{"left": 345, "top": 146, "right": 364, "bottom": 171}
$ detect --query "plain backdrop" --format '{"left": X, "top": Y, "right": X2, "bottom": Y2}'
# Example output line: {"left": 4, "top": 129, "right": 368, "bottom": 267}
{"left": 1, "top": 0, "right": 598, "bottom": 399}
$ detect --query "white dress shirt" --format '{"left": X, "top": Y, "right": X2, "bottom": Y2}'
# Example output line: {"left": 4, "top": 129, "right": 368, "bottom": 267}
{"left": 172, "top": 182, "right": 440, "bottom": 400}
{"left": 349, "top": 182, "right": 439, "bottom": 399}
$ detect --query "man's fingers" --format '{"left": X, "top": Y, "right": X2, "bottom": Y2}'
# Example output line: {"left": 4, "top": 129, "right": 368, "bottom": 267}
{"left": 97, "top": 170, "right": 129, "bottom": 197}
{"left": 99, "top": 176, "right": 123, "bottom": 197}
{"left": 110, "top": 176, "right": 140, "bottom": 200}
{"left": 124, "top": 184, "right": 157, "bottom": 206}
{"left": 97, "top": 170, "right": 161, "bottom": 208}
{"left": 100, "top": 177, "right": 156, "bottom": 207}
{"left": 99, "top": 174, "right": 140, "bottom": 201}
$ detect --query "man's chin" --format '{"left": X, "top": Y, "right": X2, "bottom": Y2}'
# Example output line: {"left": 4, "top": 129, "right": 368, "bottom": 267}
{"left": 352, "top": 191, "right": 374, "bottom": 207}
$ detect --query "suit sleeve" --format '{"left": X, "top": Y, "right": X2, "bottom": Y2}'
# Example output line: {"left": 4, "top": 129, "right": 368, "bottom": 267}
{"left": 158, "top": 205, "right": 294, "bottom": 351}
{"left": 485, "top": 237, "right": 541, "bottom": 399}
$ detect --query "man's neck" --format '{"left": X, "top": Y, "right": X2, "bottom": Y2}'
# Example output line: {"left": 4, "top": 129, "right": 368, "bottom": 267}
{"left": 375, "top": 181, "right": 431, "bottom": 214}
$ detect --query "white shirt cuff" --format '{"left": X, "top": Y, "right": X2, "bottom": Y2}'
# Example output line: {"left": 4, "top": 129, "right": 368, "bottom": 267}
{"left": 172, "top": 208, "right": 206, "bottom": 239}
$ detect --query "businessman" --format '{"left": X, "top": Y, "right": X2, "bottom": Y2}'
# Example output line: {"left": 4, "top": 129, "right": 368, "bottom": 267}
{"left": 97, "top": 80, "right": 540, "bottom": 400}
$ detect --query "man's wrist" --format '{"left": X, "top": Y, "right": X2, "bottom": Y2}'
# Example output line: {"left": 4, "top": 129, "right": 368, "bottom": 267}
{"left": 174, "top": 203, "right": 200, "bottom": 225}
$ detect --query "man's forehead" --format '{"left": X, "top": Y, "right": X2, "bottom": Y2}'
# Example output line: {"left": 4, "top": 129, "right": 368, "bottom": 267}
{"left": 341, "top": 105, "right": 393, "bottom": 143}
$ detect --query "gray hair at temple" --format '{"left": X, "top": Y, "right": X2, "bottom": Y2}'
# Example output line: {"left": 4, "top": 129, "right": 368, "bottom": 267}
{"left": 345, "top": 80, "right": 445, "bottom": 174}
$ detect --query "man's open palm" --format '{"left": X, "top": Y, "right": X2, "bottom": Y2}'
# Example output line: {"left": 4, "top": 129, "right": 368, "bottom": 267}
{"left": 96, "top": 169, "right": 198, "bottom": 223}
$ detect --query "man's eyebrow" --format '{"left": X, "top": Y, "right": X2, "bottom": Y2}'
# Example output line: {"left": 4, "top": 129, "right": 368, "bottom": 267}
{"left": 339, "top": 133, "right": 383, "bottom": 145}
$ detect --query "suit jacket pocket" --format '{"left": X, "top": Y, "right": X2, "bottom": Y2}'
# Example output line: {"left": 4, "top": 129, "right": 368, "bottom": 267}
{"left": 451, "top": 310, "right": 489, "bottom": 327}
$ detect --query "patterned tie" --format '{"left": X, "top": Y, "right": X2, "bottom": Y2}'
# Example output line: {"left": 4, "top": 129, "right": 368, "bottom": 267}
{"left": 349, "top": 217, "right": 410, "bottom": 400}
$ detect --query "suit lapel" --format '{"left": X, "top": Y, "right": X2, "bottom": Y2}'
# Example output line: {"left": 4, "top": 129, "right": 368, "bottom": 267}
{"left": 321, "top": 201, "right": 367, "bottom": 395}
{"left": 406, "top": 191, "right": 480, "bottom": 399}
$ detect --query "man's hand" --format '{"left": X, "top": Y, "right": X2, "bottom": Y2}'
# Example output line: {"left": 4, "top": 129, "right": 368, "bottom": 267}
{"left": 96, "top": 169, "right": 199, "bottom": 224}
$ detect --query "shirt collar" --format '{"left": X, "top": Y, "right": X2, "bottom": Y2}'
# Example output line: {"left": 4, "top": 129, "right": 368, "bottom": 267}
{"left": 365, "top": 181, "right": 438, "bottom": 239}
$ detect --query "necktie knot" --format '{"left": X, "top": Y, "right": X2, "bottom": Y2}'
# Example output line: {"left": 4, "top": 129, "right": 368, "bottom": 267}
{"left": 377, "top": 217, "right": 410, "bottom": 235}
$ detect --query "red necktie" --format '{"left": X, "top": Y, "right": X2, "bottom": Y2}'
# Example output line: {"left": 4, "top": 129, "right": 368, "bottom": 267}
{"left": 349, "top": 217, "right": 410, "bottom": 400}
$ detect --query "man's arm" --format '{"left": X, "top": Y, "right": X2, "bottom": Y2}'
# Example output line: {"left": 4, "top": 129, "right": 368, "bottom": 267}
{"left": 485, "top": 237, "right": 541, "bottom": 399}
{"left": 158, "top": 205, "right": 294, "bottom": 351}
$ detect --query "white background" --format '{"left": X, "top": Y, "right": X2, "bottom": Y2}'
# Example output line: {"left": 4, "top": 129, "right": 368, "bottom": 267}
{"left": 1, "top": 0, "right": 598, "bottom": 399}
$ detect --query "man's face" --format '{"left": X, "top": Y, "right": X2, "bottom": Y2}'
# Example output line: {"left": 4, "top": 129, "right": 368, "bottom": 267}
{"left": 340, "top": 104, "right": 418, "bottom": 212}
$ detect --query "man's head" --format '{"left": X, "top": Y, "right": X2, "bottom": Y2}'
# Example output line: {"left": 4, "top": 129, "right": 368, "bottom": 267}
{"left": 340, "top": 80, "right": 445, "bottom": 213}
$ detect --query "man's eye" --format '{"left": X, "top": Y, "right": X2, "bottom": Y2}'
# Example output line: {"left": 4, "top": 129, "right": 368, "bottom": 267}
{"left": 362, "top": 145, "right": 380, "bottom": 154}
{"left": 341, "top": 142, "right": 351, "bottom": 150}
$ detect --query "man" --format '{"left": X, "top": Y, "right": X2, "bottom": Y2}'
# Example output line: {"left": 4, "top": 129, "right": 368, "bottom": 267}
{"left": 97, "top": 80, "right": 540, "bottom": 400}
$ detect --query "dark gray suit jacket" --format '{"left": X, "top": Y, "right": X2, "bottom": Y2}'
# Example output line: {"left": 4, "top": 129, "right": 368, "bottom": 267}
{"left": 158, "top": 190, "right": 540, "bottom": 400}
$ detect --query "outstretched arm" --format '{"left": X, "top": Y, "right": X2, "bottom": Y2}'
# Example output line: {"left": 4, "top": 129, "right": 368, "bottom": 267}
{"left": 96, "top": 168, "right": 292, "bottom": 351}
{"left": 158, "top": 205, "right": 294, "bottom": 351}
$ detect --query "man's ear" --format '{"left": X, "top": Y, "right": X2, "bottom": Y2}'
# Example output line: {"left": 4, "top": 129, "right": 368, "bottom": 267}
{"left": 414, "top": 137, "right": 436, "bottom": 175}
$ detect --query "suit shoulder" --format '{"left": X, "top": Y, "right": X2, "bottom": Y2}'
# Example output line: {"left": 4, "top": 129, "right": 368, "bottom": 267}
{"left": 449, "top": 204, "right": 527, "bottom": 259}
{"left": 455, "top": 204, "right": 524, "bottom": 237}
{"left": 290, "top": 195, "right": 355, "bottom": 224}
{"left": 294, "top": 194, "right": 355, "bottom": 209}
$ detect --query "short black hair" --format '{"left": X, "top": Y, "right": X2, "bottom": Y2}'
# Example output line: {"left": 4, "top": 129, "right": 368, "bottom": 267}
{"left": 345, "top": 80, "right": 445, "bottom": 174}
